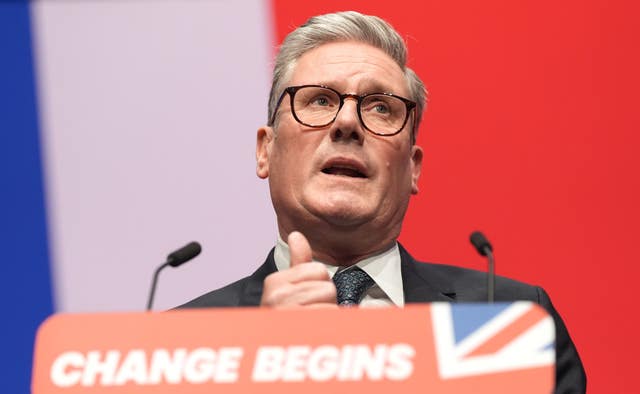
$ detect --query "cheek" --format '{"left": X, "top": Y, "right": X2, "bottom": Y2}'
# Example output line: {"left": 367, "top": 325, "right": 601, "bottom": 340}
{"left": 385, "top": 155, "right": 414, "bottom": 192}
{"left": 271, "top": 135, "right": 314, "bottom": 183}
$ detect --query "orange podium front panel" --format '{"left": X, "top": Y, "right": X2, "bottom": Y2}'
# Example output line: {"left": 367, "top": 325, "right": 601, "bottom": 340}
{"left": 32, "top": 302, "right": 554, "bottom": 393}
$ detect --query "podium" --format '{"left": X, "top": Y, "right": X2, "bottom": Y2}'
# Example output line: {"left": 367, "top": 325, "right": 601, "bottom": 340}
{"left": 32, "top": 302, "right": 554, "bottom": 393}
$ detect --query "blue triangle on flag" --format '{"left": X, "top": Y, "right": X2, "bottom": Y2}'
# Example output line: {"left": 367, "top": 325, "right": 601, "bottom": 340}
{"left": 451, "top": 303, "right": 512, "bottom": 344}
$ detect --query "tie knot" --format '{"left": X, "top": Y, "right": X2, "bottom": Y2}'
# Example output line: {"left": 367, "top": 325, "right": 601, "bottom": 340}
{"left": 332, "top": 267, "right": 375, "bottom": 306}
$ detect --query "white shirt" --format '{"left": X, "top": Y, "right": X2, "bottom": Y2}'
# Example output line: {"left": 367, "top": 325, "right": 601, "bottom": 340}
{"left": 273, "top": 236, "right": 405, "bottom": 307}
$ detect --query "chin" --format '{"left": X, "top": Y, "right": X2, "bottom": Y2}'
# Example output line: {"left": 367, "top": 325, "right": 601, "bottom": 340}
{"left": 307, "top": 197, "right": 374, "bottom": 227}
{"left": 323, "top": 211, "right": 369, "bottom": 227}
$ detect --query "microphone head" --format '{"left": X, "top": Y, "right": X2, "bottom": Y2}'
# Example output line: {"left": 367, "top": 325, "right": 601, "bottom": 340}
{"left": 470, "top": 231, "right": 493, "bottom": 256}
{"left": 167, "top": 241, "right": 202, "bottom": 267}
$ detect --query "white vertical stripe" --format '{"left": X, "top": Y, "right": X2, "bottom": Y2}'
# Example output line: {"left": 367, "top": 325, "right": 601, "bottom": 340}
{"left": 31, "top": 0, "right": 276, "bottom": 311}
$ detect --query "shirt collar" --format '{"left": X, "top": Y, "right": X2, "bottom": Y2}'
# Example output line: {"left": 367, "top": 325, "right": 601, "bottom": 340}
{"left": 273, "top": 236, "right": 404, "bottom": 306}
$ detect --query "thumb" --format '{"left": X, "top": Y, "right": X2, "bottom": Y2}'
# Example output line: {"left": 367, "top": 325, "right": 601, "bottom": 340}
{"left": 288, "top": 231, "right": 313, "bottom": 267}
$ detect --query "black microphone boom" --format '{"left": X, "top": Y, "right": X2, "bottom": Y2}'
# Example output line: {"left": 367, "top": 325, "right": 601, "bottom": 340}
{"left": 470, "top": 231, "right": 493, "bottom": 256}
{"left": 469, "top": 231, "right": 495, "bottom": 303}
{"left": 167, "top": 241, "right": 202, "bottom": 267}
{"left": 146, "top": 241, "right": 202, "bottom": 311}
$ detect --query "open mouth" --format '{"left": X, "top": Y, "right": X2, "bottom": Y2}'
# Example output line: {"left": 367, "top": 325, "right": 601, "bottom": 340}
{"left": 321, "top": 166, "right": 367, "bottom": 178}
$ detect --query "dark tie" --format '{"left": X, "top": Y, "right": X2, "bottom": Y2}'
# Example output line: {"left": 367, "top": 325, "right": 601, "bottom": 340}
{"left": 332, "top": 267, "right": 375, "bottom": 306}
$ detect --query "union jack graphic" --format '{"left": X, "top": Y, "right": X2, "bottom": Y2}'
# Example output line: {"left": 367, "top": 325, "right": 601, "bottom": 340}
{"left": 431, "top": 302, "right": 555, "bottom": 379}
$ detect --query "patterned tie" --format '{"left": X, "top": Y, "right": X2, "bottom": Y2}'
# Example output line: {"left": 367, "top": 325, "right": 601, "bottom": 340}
{"left": 332, "top": 267, "right": 375, "bottom": 306}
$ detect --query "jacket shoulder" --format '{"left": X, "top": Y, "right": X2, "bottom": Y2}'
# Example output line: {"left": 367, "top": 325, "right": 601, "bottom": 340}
{"left": 175, "top": 249, "right": 277, "bottom": 309}
{"left": 176, "top": 276, "right": 252, "bottom": 308}
{"left": 409, "top": 255, "right": 544, "bottom": 302}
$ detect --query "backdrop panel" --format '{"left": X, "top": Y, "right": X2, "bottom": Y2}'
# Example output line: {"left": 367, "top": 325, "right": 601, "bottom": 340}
{"left": 31, "top": 0, "right": 276, "bottom": 312}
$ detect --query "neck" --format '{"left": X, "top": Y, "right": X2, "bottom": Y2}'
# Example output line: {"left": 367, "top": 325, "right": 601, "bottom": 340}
{"left": 278, "top": 221, "right": 399, "bottom": 266}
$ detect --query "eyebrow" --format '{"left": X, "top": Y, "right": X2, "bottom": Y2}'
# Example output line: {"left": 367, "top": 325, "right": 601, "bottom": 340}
{"left": 314, "top": 80, "right": 399, "bottom": 95}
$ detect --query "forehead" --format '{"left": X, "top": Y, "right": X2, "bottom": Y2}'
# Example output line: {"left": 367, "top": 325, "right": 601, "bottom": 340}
{"left": 288, "top": 41, "right": 409, "bottom": 96}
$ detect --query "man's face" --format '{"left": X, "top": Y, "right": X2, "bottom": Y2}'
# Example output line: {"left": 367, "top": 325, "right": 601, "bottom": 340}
{"left": 257, "top": 41, "right": 422, "bottom": 251}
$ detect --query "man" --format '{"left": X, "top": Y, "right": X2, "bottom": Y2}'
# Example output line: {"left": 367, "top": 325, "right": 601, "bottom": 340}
{"left": 181, "top": 11, "right": 586, "bottom": 392}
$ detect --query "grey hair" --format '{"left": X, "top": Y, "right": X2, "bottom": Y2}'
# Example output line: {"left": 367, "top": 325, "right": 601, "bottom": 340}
{"left": 267, "top": 11, "right": 427, "bottom": 134}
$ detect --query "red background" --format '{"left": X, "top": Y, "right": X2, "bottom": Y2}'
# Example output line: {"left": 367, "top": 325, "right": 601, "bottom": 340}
{"left": 271, "top": 0, "right": 640, "bottom": 392}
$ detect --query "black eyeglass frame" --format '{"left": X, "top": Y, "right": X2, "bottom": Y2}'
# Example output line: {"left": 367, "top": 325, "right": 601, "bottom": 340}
{"left": 269, "top": 84, "right": 417, "bottom": 137}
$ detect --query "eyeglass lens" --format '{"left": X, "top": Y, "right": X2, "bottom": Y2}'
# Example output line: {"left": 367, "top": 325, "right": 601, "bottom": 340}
{"left": 292, "top": 86, "right": 408, "bottom": 135}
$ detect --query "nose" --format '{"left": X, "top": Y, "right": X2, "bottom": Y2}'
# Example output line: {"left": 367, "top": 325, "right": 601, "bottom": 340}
{"left": 329, "top": 96, "right": 365, "bottom": 144}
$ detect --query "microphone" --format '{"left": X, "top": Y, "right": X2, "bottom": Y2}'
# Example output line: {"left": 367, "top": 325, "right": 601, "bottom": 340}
{"left": 469, "top": 231, "right": 495, "bottom": 303}
{"left": 146, "top": 241, "right": 202, "bottom": 311}
{"left": 167, "top": 241, "right": 202, "bottom": 267}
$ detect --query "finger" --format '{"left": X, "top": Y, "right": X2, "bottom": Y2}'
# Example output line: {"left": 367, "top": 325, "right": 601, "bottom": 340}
{"left": 262, "top": 263, "right": 329, "bottom": 289}
{"left": 291, "top": 280, "right": 337, "bottom": 305}
{"left": 277, "top": 303, "right": 340, "bottom": 310}
{"left": 287, "top": 262, "right": 330, "bottom": 283}
{"left": 288, "top": 231, "right": 313, "bottom": 267}
{"left": 304, "top": 303, "right": 340, "bottom": 309}
{"left": 262, "top": 280, "right": 336, "bottom": 307}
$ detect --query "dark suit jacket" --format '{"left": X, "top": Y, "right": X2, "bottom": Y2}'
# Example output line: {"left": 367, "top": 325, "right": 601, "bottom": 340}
{"left": 180, "top": 244, "right": 586, "bottom": 393}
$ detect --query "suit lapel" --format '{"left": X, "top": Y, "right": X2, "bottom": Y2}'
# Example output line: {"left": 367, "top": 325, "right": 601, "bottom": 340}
{"left": 238, "top": 249, "right": 278, "bottom": 306}
{"left": 399, "top": 244, "right": 457, "bottom": 303}
{"left": 241, "top": 245, "right": 456, "bottom": 306}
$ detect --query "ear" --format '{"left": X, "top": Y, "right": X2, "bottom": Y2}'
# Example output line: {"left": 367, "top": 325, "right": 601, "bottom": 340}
{"left": 256, "top": 126, "right": 274, "bottom": 179}
{"left": 410, "top": 144, "right": 423, "bottom": 194}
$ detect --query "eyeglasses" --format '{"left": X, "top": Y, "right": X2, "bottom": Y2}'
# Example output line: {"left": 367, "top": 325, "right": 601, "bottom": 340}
{"left": 269, "top": 85, "right": 416, "bottom": 137}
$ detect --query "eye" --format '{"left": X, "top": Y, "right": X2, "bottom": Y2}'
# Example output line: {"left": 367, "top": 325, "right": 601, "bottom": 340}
{"left": 363, "top": 99, "right": 392, "bottom": 115}
{"left": 310, "top": 95, "right": 331, "bottom": 106}
{"left": 373, "top": 103, "right": 390, "bottom": 114}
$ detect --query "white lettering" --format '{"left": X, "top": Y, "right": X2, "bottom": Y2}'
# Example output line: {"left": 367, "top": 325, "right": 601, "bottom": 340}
{"left": 386, "top": 343, "right": 415, "bottom": 380}
{"left": 81, "top": 350, "right": 119, "bottom": 386}
{"left": 147, "top": 348, "right": 187, "bottom": 384}
{"left": 184, "top": 347, "right": 216, "bottom": 384}
{"left": 50, "top": 351, "right": 84, "bottom": 387}
{"left": 49, "top": 347, "right": 243, "bottom": 387}
{"left": 252, "top": 347, "right": 284, "bottom": 382}
{"left": 350, "top": 345, "right": 386, "bottom": 380}
{"left": 216, "top": 347, "right": 244, "bottom": 383}
{"left": 282, "top": 346, "right": 310, "bottom": 382}
{"left": 251, "top": 344, "right": 415, "bottom": 382}
{"left": 113, "top": 350, "right": 147, "bottom": 385}
{"left": 307, "top": 345, "right": 339, "bottom": 381}
{"left": 337, "top": 344, "right": 355, "bottom": 380}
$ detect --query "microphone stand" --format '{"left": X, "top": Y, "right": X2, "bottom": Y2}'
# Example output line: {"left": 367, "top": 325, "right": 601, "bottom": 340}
{"left": 147, "top": 262, "right": 172, "bottom": 311}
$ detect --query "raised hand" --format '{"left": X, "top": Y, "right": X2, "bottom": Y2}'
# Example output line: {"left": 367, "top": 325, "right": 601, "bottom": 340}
{"left": 260, "top": 231, "right": 337, "bottom": 308}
